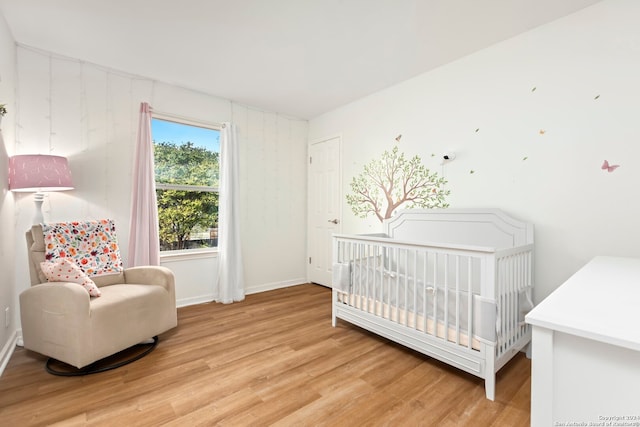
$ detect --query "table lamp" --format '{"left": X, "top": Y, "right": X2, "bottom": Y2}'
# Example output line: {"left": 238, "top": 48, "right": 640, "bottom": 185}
{"left": 8, "top": 154, "right": 74, "bottom": 223}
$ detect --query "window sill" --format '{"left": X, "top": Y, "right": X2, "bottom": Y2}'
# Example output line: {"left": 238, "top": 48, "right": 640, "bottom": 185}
{"left": 160, "top": 248, "right": 219, "bottom": 263}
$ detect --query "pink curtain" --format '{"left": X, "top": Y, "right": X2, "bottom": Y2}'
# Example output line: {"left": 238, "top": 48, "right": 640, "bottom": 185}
{"left": 128, "top": 102, "right": 160, "bottom": 266}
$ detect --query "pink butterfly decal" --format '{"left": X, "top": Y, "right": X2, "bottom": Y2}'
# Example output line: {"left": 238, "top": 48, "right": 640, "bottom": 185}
{"left": 601, "top": 160, "right": 620, "bottom": 172}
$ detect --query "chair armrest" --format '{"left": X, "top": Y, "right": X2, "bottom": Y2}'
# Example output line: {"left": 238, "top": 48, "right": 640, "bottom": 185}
{"left": 20, "top": 282, "right": 91, "bottom": 313}
{"left": 123, "top": 266, "right": 175, "bottom": 293}
{"left": 19, "top": 283, "right": 93, "bottom": 368}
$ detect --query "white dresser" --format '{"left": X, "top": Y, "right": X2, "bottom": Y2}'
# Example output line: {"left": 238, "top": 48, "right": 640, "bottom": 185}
{"left": 525, "top": 256, "right": 640, "bottom": 426}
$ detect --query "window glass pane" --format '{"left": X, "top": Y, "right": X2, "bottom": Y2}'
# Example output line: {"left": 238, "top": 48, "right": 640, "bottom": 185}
{"left": 156, "top": 189, "right": 218, "bottom": 251}
{"left": 152, "top": 117, "right": 220, "bottom": 251}
{"left": 152, "top": 118, "right": 220, "bottom": 187}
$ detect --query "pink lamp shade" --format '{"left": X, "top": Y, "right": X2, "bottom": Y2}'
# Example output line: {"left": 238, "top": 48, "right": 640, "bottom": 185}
{"left": 8, "top": 154, "right": 74, "bottom": 192}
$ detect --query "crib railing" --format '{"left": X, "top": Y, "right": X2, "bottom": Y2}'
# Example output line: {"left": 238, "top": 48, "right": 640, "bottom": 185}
{"left": 333, "top": 234, "right": 534, "bottom": 356}
{"left": 495, "top": 246, "right": 534, "bottom": 364}
{"left": 333, "top": 235, "right": 498, "bottom": 350}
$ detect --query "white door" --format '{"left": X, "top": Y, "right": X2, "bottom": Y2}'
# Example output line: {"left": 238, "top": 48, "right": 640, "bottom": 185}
{"left": 308, "top": 136, "right": 341, "bottom": 286}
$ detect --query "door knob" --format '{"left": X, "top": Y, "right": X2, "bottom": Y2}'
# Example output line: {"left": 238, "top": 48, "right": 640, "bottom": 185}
{"left": 328, "top": 219, "right": 339, "bottom": 224}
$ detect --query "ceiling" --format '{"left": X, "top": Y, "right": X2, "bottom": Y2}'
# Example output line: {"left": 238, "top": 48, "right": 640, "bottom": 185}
{"left": 0, "top": 0, "right": 602, "bottom": 120}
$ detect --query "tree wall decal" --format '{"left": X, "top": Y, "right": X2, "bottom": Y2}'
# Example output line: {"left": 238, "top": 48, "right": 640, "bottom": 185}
{"left": 346, "top": 142, "right": 450, "bottom": 223}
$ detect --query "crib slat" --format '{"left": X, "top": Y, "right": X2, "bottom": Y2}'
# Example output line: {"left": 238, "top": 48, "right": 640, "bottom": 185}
{"left": 395, "top": 247, "right": 401, "bottom": 324}
{"left": 467, "top": 256, "right": 473, "bottom": 350}
{"left": 360, "top": 242, "right": 366, "bottom": 310}
{"left": 392, "top": 247, "right": 396, "bottom": 322}
{"left": 403, "top": 248, "right": 408, "bottom": 326}
{"left": 503, "top": 255, "right": 508, "bottom": 351}
{"left": 423, "top": 251, "right": 429, "bottom": 334}
{"left": 444, "top": 254, "right": 449, "bottom": 343}
{"left": 350, "top": 241, "right": 354, "bottom": 305}
{"left": 499, "top": 256, "right": 504, "bottom": 346}
{"left": 433, "top": 252, "right": 438, "bottom": 341}
{"left": 509, "top": 254, "right": 515, "bottom": 348}
{"left": 403, "top": 250, "right": 415, "bottom": 326}
{"left": 504, "top": 255, "right": 509, "bottom": 351}
{"left": 455, "top": 255, "right": 460, "bottom": 345}
{"left": 514, "top": 253, "right": 520, "bottom": 342}
{"left": 511, "top": 254, "right": 517, "bottom": 346}
{"left": 512, "top": 255, "right": 517, "bottom": 348}
{"left": 369, "top": 243, "right": 375, "bottom": 315}
{"left": 375, "top": 243, "right": 381, "bottom": 315}
{"left": 411, "top": 250, "right": 420, "bottom": 329}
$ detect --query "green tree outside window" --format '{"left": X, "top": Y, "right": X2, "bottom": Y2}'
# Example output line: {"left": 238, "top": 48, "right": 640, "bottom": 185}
{"left": 153, "top": 119, "right": 220, "bottom": 251}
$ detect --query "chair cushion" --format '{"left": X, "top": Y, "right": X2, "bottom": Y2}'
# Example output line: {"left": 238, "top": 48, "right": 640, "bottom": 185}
{"left": 88, "top": 284, "right": 175, "bottom": 359}
{"left": 40, "top": 259, "right": 102, "bottom": 297}
{"left": 90, "top": 284, "right": 167, "bottom": 310}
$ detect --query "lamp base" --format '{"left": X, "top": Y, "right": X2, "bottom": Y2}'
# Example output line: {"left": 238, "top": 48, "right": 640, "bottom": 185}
{"left": 33, "top": 193, "right": 45, "bottom": 224}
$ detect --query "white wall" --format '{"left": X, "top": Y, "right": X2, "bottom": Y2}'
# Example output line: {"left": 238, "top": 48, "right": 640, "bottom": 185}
{"left": 309, "top": 0, "right": 640, "bottom": 303}
{"left": 0, "top": 11, "right": 17, "bottom": 371}
{"left": 14, "top": 46, "right": 308, "bottom": 311}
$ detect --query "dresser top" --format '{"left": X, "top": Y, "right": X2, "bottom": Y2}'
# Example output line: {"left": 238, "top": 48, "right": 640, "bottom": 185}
{"left": 526, "top": 256, "right": 640, "bottom": 351}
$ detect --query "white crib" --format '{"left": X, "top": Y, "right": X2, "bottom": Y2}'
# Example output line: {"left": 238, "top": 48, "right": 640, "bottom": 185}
{"left": 331, "top": 209, "right": 534, "bottom": 400}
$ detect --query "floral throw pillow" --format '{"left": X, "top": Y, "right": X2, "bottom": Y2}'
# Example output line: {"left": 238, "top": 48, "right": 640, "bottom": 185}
{"left": 42, "top": 219, "right": 124, "bottom": 277}
{"left": 40, "top": 258, "right": 102, "bottom": 297}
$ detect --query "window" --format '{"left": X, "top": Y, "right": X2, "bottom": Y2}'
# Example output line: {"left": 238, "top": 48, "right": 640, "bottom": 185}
{"left": 152, "top": 116, "right": 220, "bottom": 252}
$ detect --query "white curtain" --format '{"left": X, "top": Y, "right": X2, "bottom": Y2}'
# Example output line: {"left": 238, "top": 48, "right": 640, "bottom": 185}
{"left": 128, "top": 102, "right": 160, "bottom": 266}
{"left": 216, "top": 123, "right": 245, "bottom": 303}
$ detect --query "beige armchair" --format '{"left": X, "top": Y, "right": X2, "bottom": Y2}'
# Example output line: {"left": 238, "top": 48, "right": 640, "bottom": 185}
{"left": 20, "top": 224, "right": 177, "bottom": 372}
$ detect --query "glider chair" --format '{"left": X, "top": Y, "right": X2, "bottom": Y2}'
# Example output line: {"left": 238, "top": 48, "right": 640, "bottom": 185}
{"left": 20, "top": 219, "right": 177, "bottom": 375}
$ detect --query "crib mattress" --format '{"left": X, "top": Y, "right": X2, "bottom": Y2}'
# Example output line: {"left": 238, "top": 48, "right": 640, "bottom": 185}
{"left": 335, "top": 260, "right": 497, "bottom": 344}
{"left": 336, "top": 292, "right": 482, "bottom": 350}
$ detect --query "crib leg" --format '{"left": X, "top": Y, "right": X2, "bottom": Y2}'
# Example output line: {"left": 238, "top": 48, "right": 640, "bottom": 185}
{"left": 485, "top": 375, "right": 496, "bottom": 401}
{"left": 331, "top": 290, "right": 337, "bottom": 327}
{"left": 485, "top": 345, "right": 496, "bottom": 401}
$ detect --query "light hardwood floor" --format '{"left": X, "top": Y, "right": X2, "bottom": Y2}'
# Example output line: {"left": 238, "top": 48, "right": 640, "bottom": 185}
{"left": 0, "top": 284, "right": 531, "bottom": 426}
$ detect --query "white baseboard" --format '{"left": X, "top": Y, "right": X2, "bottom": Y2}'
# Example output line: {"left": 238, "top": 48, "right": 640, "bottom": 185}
{"left": 175, "top": 278, "right": 307, "bottom": 308}
{"left": 0, "top": 331, "right": 19, "bottom": 378}
{"left": 176, "top": 294, "right": 215, "bottom": 308}
{"left": 245, "top": 278, "right": 307, "bottom": 295}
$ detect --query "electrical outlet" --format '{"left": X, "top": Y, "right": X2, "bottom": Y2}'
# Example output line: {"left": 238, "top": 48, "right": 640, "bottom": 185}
{"left": 4, "top": 307, "right": 9, "bottom": 328}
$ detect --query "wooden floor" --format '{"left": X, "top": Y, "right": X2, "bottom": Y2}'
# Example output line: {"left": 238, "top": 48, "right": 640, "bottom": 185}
{"left": 0, "top": 284, "right": 531, "bottom": 426}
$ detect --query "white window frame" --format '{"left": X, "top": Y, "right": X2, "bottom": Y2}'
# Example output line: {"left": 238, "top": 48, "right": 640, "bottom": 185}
{"left": 152, "top": 112, "right": 222, "bottom": 260}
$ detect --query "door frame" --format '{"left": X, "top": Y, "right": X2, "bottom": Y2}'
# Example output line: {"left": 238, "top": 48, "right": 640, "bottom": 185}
{"left": 307, "top": 134, "right": 342, "bottom": 286}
